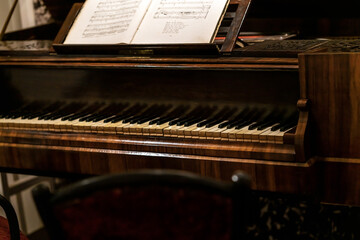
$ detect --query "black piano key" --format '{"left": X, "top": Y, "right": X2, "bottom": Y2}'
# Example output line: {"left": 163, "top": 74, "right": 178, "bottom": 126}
{"left": 153, "top": 116, "right": 172, "bottom": 125}
{"left": 82, "top": 102, "right": 122, "bottom": 122}
{"left": 226, "top": 108, "right": 257, "bottom": 129}
{"left": 52, "top": 104, "right": 87, "bottom": 120}
{"left": 37, "top": 102, "right": 69, "bottom": 120}
{"left": 82, "top": 102, "right": 111, "bottom": 121}
{"left": 42, "top": 102, "right": 86, "bottom": 120}
{"left": 150, "top": 117, "right": 164, "bottom": 125}
{"left": 102, "top": 104, "right": 133, "bottom": 123}
{"left": 257, "top": 122, "right": 276, "bottom": 131}
{"left": 231, "top": 108, "right": 264, "bottom": 129}
{"left": 271, "top": 111, "right": 298, "bottom": 131}
{"left": 204, "top": 107, "right": 237, "bottom": 128}
{"left": 108, "top": 105, "right": 146, "bottom": 123}
{"left": 181, "top": 106, "right": 217, "bottom": 127}
{"left": 64, "top": 102, "right": 105, "bottom": 121}
{"left": 247, "top": 124, "right": 258, "bottom": 130}
{"left": 184, "top": 117, "right": 204, "bottom": 127}
{"left": 227, "top": 120, "right": 243, "bottom": 129}
{"left": 21, "top": 102, "right": 59, "bottom": 119}
{"left": 153, "top": 114, "right": 178, "bottom": 125}
{"left": 234, "top": 116, "right": 261, "bottom": 130}
{"left": 84, "top": 104, "right": 117, "bottom": 121}
{"left": 85, "top": 103, "right": 128, "bottom": 122}
{"left": 248, "top": 108, "right": 282, "bottom": 130}
{"left": 256, "top": 109, "right": 288, "bottom": 130}
{"left": 169, "top": 110, "right": 195, "bottom": 126}
{"left": 138, "top": 105, "right": 172, "bottom": 124}
{"left": 109, "top": 114, "right": 132, "bottom": 123}
{"left": 206, "top": 119, "right": 227, "bottom": 128}
{"left": 176, "top": 116, "right": 197, "bottom": 126}
{"left": 160, "top": 117, "right": 183, "bottom": 125}
{"left": 121, "top": 106, "right": 156, "bottom": 123}
{"left": 280, "top": 121, "right": 297, "bottom": 132}
{"left": 131, "top": 105, "right": 171, "bottom": 124}
{"left": 24, "top": 101, "right": 65, "bottom": 120}
{"left": 194, "top": 118, "right": 208, "bottom": 127}
{"left": 235, "top": 120, "right": 253, "bottom": 130}
{"left": 151, "top": 105, "right": 189, "bottom": 125}
{"left": 123, "top": 104, "right": 160, "bottom": 124}
{"left": 137, "top": 116, "right": 160, "bottom": 124}
{"left": 197, "top": 106, "right": 231, "bottom": 127}
{"left": 137, "top": 112, "right": 167, "bottom": 124}
{"left": 114, "top": 103, "right": 148, "bottom": 123}
{"left": 4, "top": 101, "right": 44, "bottom": 119}
{"left": 169, "top": 118, "right": 182, "bottom": 126}
{"left": 169, "top": 106, "right": 205, "bottom": 126}
{"left": 218, "top": 107, "right": 250, "bottom": 128}
{"left": 175, "top": 114, "right": 199, "bottom": 126}
{"left": 270, "top": 125, "right": 281, "bottom": 131}
{"left": 103, "top": 116, "right": 118, "bottom": 123}
{"left": 247, "top": 109, "right": 275, "bottom": 130}
{"left": 182, "top": 109, "right": 211, "bottom": 126}
{"left": 130, "top": 113, "right": 154, "bottom": 124}
{"left": 36, "top": 102, "right": 65, "bottom": 120}
{"left": 107, "top": 103, "right": 147, "bottom": 123}
{"left": 61, "top": 103, "right": 98, "bottom": 121}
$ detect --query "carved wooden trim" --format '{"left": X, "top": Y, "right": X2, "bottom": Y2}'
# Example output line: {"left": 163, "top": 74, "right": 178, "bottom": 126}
{"left": 295, "top": 99, "right": 310, "bottom": 162}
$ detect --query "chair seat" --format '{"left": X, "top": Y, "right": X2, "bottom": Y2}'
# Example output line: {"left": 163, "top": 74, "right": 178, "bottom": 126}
{"left": 0, "top": 216, "right": 28, "bottom": 240}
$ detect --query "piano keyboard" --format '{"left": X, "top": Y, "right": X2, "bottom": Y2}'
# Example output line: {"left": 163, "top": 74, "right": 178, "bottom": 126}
{"left": 0, "top": 101, "right": 298, "bottom": 144}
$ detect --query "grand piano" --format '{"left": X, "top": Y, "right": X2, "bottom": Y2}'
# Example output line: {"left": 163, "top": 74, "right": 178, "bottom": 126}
{"left": 0, "top": 0, "right": 360, "bottom": 206}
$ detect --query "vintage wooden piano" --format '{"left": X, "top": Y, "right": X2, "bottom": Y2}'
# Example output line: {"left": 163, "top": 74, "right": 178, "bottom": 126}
{"left": 0, "top": 0, "right": 360, "bottom": 205}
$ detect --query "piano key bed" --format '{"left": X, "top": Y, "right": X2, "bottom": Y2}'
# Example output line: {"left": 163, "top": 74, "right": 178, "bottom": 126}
{"left": 0, "top": 101, "right": 298, "bottom": 144}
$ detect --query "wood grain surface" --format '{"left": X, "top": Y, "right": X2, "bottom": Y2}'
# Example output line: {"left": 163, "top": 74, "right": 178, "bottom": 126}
{"left": 299, "top": 52, "right": 360, "bottom": 205}
{"left": 299, "top": 53, "right": 360, "bottom": 158}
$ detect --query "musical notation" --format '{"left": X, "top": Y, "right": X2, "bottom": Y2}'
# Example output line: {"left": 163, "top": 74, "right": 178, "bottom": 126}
{"left": 154, "top": 0, "right": 213, "bottom": 20}
{"left": 83, "top": 0, "right": 141, "bottom": 38}
{"left": 64, "top": 0, "right": 229, "bottom": 44}
{"left": 132, "top": 0, "right": 229, "bottom": 44}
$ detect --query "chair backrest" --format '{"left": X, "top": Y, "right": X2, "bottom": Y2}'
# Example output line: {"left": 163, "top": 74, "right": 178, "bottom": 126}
{"left": 32, "top": 170, "right": 251, "bottom": 240}
{"left": 0, "top": 194, "right": 27, "bottom": 240}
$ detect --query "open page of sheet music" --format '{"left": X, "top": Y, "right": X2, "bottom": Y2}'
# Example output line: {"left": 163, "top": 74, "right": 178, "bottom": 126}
{"left": 64, "top": 0, "right": 151, "bottom": 44}
{"left": 64, "top": 0, "right": 229, "bottom": 44}
{"left": 132, "top": 0, "right": 229, "bottom": 44}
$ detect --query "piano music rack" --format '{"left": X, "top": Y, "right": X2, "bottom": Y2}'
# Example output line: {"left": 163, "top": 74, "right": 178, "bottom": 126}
{"left": 52, "top": 0, "right": 252, "bottom": 56}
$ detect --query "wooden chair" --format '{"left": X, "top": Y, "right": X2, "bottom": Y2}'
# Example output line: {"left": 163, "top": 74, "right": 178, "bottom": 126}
{"left": 32, "top": 169, "right": 251, "bottom": 240}
{"left": 0, "top": 194, "right": 28, "bottom": 240}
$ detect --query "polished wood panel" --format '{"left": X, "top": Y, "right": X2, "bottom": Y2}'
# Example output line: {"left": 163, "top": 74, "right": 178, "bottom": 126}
{"left": 299, "top": 53, "right": 360, "bottom": 158}
{"left": 299, "top": 52, "right": 360, "bottom": 205}
{"left": 0, "top": 135, "right": 317, "bottom": 196}
{"left": 318, "top": 157, "right": 360, "bottom": 205}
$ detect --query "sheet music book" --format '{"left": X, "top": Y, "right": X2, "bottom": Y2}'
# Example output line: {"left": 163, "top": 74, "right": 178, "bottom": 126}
{"left": 64, "top": 0, "right": 230, "bottom": 44}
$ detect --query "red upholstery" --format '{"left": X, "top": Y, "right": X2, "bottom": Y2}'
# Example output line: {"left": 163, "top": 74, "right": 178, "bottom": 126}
{"left": 0, "top": 216, "right": 28, "bottom": 240}
{"left": 54, "top": 186, "right": 233, "bottom": 240}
